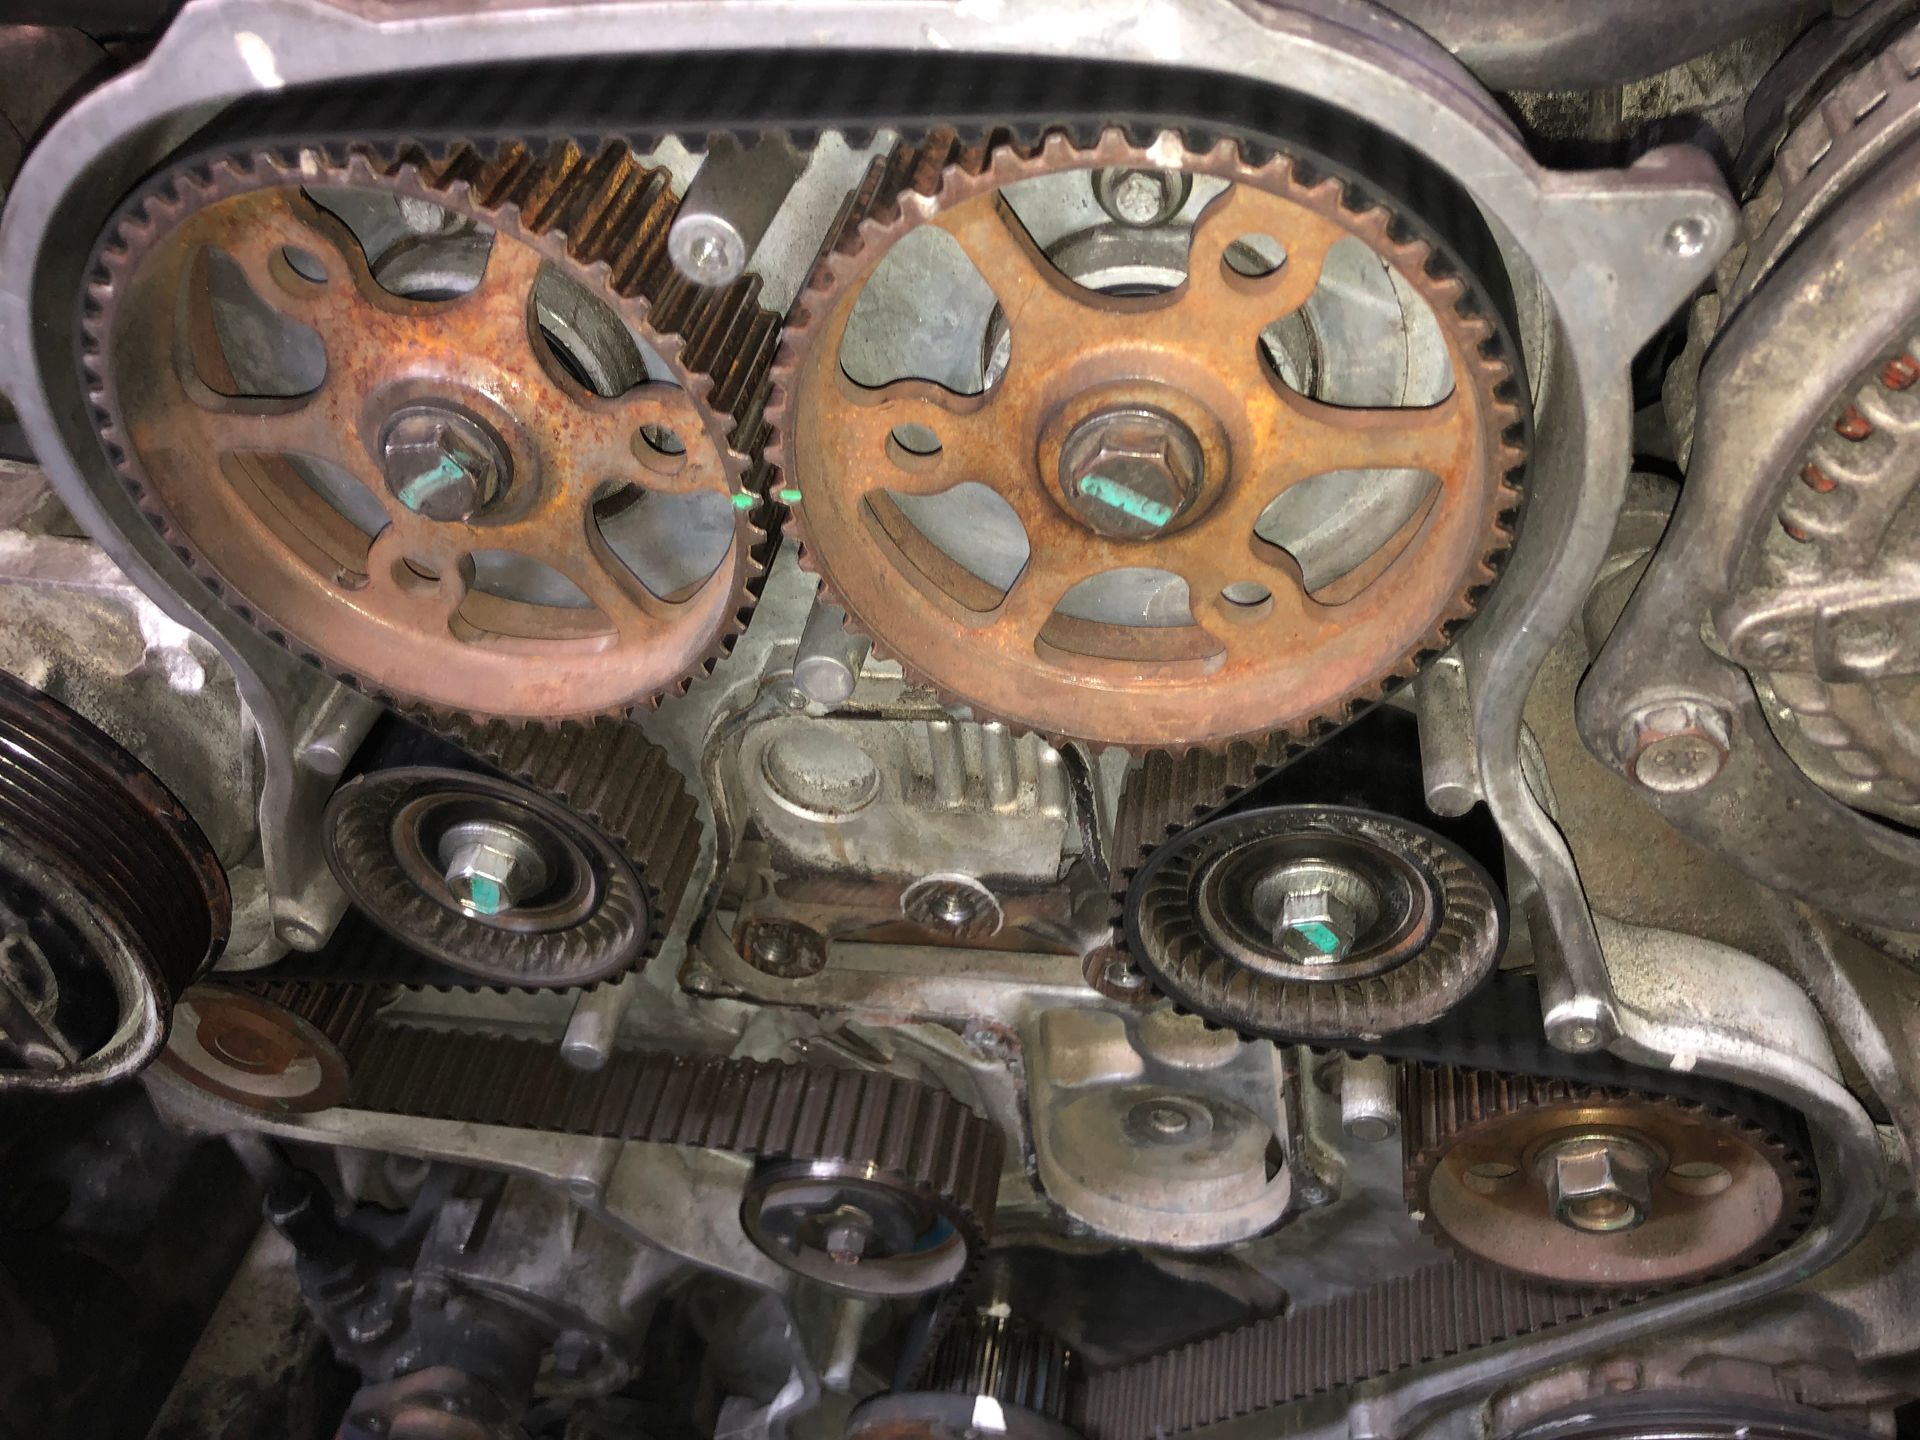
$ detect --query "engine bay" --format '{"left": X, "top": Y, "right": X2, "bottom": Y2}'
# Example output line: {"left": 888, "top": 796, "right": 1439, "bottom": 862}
{"left": 2, "top": 3, "right": 1920, "bottom": 1437}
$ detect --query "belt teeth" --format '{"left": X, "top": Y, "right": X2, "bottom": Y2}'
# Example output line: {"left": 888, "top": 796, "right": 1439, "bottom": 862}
{"left": 1078, "top": 1259, "right": 1612, "bottom": 1440}
{"left": 239, "top": 994, "right": 1005, "bottom": 1300}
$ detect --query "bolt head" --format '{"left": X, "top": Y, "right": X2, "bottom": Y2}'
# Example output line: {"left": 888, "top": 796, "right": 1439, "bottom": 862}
{"left": 670, "top": 216, "right": 747, "bottom": 286}
{"left": 437, "top": 820, "right": 548, "bottom": 919}
{"left": 379, "top": 404, "right": 504, "bottom": 521}
{"left": 1095, "top": 167, "right": 1191, "bottom": 228}
{"left": 1275, "top": 886, "right": 1359, "bottom": 964}
{"left": 1625, "top": 699, "right": 1730, "bottom": 795}
{"left": 1539, "top": 1136, "right": 1655, "bottom": 1234}
{"left": 822, "top": 1210, "right": 874, "bottom": 1265}
{"left": 1059, "top": 407, "right": 1204, "bottom": 540}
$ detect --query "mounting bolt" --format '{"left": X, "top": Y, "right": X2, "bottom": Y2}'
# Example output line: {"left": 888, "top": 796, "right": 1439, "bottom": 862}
{"left": 551, "top": 1331, "right": 599, "bottom": 1379}
{"left": 1538, "top": 1134, "right": 1657, "bottom": 1234}
{"left": 1623, "top": 699, "right": 1730, "bottom": 795}
{"left": 379, "top": 402, "right": 507, "bottom": 522}
{"left": 436, "top": 819, "right": 550, "bottom": 918}
{"left": 1094, "top": 167, "right": 1193, "bottom": 228}
{"left": 823, "top": 1209, "right": 875, "bottom": 1266}
{"left": 1275, "top": 886, "right": 1359, "bottom": 965}
{"left": 1058, "top": 406, "right": 1205, "bottom": 540}
{"left": 902, "top": 874, "right": 1002, "bottom": 938}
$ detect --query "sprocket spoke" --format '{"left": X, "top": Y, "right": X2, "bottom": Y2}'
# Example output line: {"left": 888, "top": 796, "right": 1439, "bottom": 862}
{"left": 1185, "top": 186, "right": 1344, "bottom": 343}
{"left": 572, "top": 382, "right": 728, "bottom": 499}
{"left": 364, "top": 525, "right": 472, "bottom": 631}
{"left": 218, "top": 195, "right": 378, "bottom": 334}
{"left": 1246, "top": 390, "right": 1474, "bottom": 505}
{"left": 832, "top": 376, "right": 1009, "bottom": 500}
{"left": 931, "top": 195, "right": 1086, "bottom": 339}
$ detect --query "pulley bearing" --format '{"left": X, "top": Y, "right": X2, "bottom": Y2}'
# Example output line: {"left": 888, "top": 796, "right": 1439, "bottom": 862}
{"left": 323, "top": 766, "right": 649, "bottom": 988}
{"left": 1124, "top": 805, "right": 1502, "bottom": 1041}
{"left": 742, "top": 1159, "right": 978, "bottom": 1299}
{"left": 770, "top": 127, "right": 1526, "bottom": 751}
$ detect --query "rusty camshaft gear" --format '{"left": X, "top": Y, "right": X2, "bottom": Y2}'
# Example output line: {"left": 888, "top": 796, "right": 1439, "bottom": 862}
{"left": 83, "top": 139, "right": 778, "bottom": 722}
{"left": 770, "top": 128, "right": 1527, "bottom": 752}
{"left": 1401, "top": 1063, "right": 1813, "bottom": 1292}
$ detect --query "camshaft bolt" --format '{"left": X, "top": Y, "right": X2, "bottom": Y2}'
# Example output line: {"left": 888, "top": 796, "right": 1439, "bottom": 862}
{"left": 379, "top": 402, "right": 509, "bottom": 522}
{"left": 1094, "top": 167, "right": 1193, "bottom": 228}
{"left": 1058, "top": 406, "right": 1204, "bottom": 540}
{"left": 437, "top": 819, "right": 550, "bottom": 919}
{"left": 1537, "top": 1133, "right": 1657, "bottom": 1234}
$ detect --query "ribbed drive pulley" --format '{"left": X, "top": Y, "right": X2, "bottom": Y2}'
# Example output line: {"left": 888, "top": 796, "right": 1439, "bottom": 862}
{"left": 0, "top": 671, "right": 229, "bottom": 1093}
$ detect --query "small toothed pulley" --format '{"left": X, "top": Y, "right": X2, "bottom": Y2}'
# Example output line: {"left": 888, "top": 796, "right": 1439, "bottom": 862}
{"left": 84, "top": 139, "right": 776, "bottom": 722}
{"left": 1125, "top": 804, "right": 1503, "bottom": 1041}
{"left": 1402, "top": 1064, "right": 1813, "bottom": 1291}
{"left": 324, "top": 764, "right": 651, "bottom": 988}
{"left": 771, "top": 127, "right": 1527, "bottom": 751}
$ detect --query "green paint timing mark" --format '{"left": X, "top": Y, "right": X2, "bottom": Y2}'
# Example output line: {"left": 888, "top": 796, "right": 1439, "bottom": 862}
{"left": 1292, "top": 920, "right": 1343, "bottom": 955}
{"left": 1077, "top": 472, "right": 1173, "bottom": 529}
{"left": 398, "top": 454, "right": 469, "bottom": 509}
{"left": 731, "top": 493, "right": 755, "bottom": 511}
{"left": 463, "top": 875, "right": 506, "bottom": 917}
{"left": 778, "top": 488, "right": 804, "bottom": 504}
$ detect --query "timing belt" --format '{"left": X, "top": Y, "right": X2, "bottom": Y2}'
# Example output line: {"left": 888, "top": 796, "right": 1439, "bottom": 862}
{"left": 141, "top": 53, "right": 1812, "bottom": 1436}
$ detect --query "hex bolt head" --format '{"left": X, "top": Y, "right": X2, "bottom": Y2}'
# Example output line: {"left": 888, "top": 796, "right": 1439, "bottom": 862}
{"left": 1094, "top": 167, "right": 1193, "bottom": 228}
{"left": 551, "top": 1331, "right": 599, "bottom": 1379}
{"left": 1058, "top": 406, "right": 1205, "bottom": 540}
{"left": 436, "top": 819, "right": 550, "bottom": 919}
{"left": 1624, "top": 699, "right": 1731, "bottom": 794}
{"left": 1537, "top": 1134, "right": 1656, "bottom": 1234}
{"left": 823, "top": 1209, "right": 875, "bottom": 1266}
{"left": 379, "top": 403, "right": 507, "bottom": 522}
{"left": 1275, "top": 886, "right": 1359, "bottom": 964}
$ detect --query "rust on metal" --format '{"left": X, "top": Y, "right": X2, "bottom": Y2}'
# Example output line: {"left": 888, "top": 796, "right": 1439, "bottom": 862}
{"left": 770, "top": 128, "right": 1526, "bottom": 751}
{"left": 86, "top": 141, "right": 778, "bottom": 722}
{"left": 1402, "top": 1063, "right": 1814, "bottom": 1291}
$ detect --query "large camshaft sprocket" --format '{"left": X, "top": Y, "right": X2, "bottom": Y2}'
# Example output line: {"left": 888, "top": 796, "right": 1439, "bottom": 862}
{"left": 770, "top": 126, "right": 1527, "bottom": 753}
{"left": 83, "top": 139, "right": 778, "bottom": 723}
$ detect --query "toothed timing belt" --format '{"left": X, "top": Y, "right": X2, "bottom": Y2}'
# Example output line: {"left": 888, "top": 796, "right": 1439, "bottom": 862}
{"left": 124, "top": 49, "right": 1819, "bottom": 1440}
